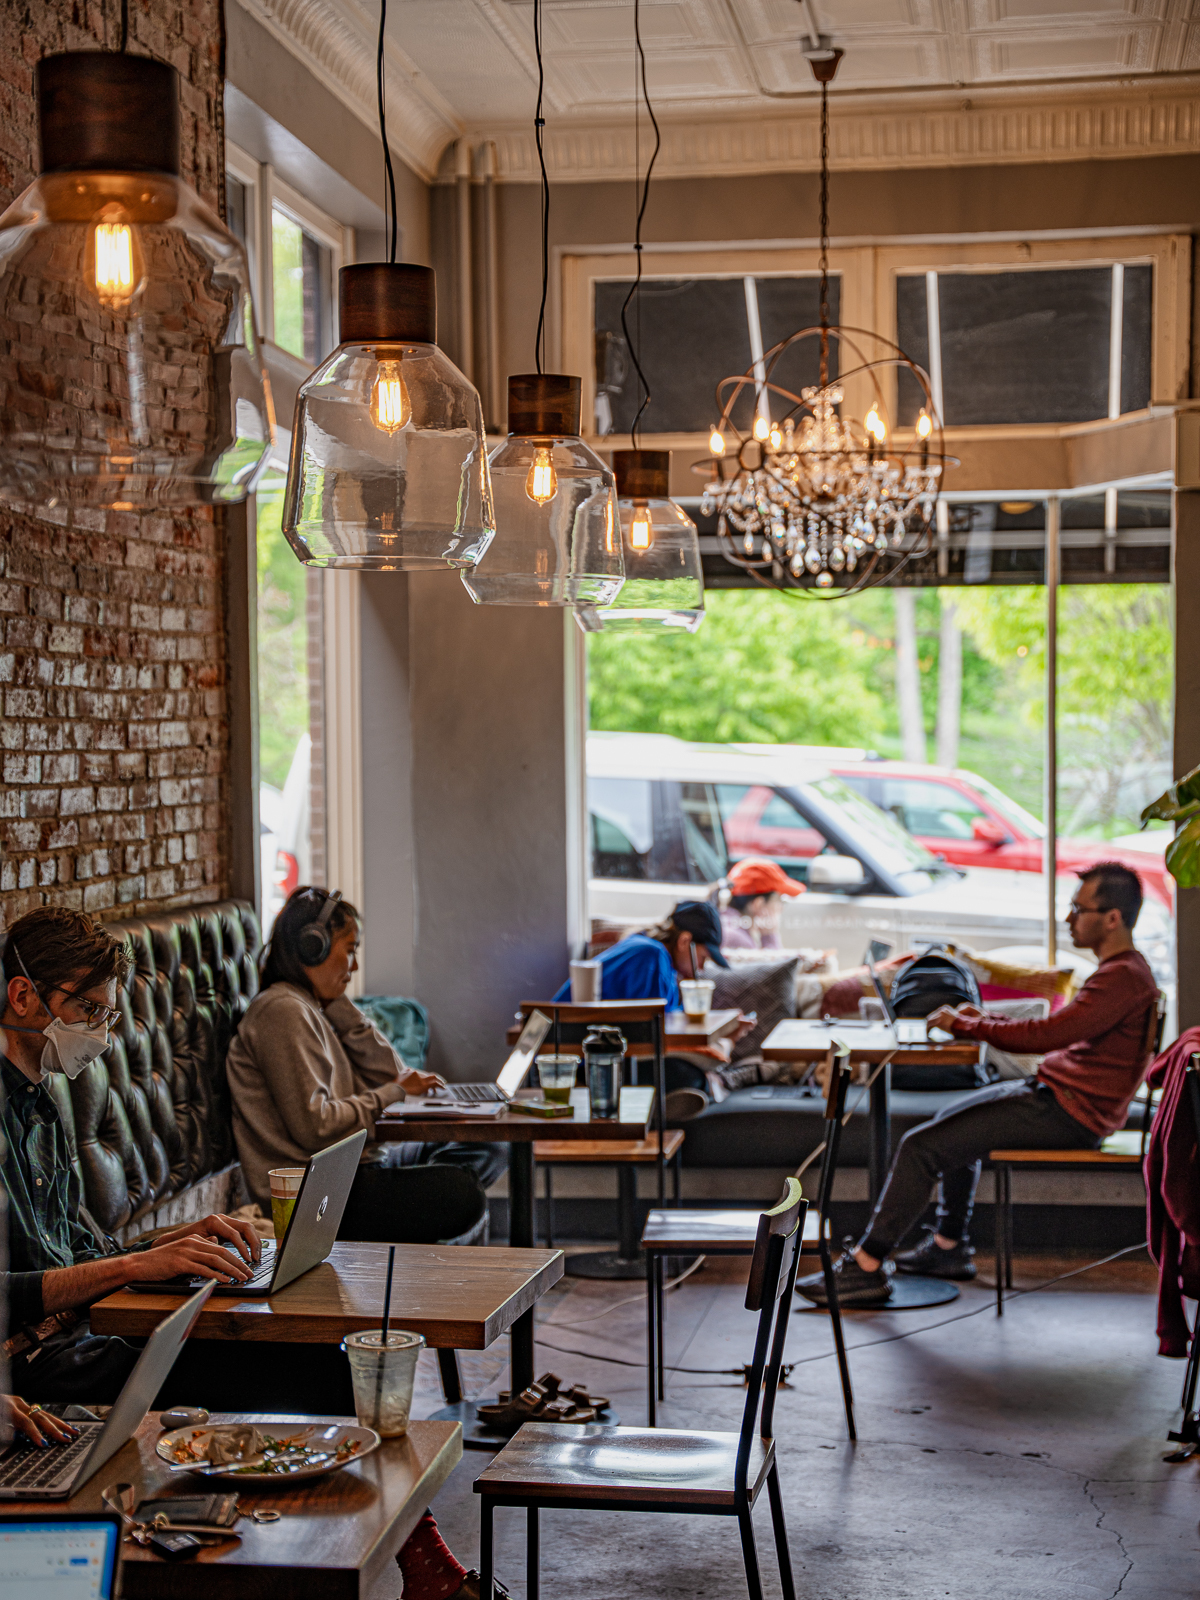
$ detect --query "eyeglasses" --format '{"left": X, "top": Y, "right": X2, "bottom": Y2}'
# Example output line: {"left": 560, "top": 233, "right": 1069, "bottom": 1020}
{"left": 1067, "top": 900, "right": 1110, "bottom": 919}
{"left": 43, "top": 986, "right": 122, "bottom": 1029}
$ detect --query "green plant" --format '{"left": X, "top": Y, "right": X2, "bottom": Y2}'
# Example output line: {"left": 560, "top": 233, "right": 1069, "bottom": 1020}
{"left": 1141, "top": 766, "right": 1200, "bottom": 886}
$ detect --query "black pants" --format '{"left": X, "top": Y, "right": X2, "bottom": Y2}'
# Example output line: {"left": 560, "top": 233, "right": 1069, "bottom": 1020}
{"left": 371, "top": 1138, "right": 507, "bottom": 1191}
{"left": 860, "top": 1080, "right": 1098, "bottom": 1260}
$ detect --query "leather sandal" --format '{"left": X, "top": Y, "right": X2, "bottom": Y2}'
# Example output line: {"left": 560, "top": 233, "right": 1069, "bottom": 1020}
{"left": 449, "top": 1571, "right": 513, "bottom": 1599}
{"left": 561, "top": 1382, "right": 610, "bottom": 1413}
{"left": 476, "top": 1385, "right": 595, "bottom": 1432}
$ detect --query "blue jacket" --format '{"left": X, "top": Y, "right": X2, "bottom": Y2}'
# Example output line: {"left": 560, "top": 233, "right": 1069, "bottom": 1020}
{"left": 553, "top": 934, "right": 681, "bottom": 1010}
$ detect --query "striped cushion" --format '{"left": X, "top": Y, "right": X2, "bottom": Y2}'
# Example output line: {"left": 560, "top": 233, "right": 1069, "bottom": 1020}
{"left": 708, "top": 956, "right": 801, "bottom": 1061}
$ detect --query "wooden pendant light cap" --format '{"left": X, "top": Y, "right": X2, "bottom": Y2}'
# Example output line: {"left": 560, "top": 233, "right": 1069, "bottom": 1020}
{"left": 37, "top": 52, "right": 181, "bottom": 176}
{"left": 507, "top": 374, "right": 581, "bottom": 437}
{"left": 614, "top": 449, "right": 671, "bottom": 499}
{"left": 339, "top": 264, "right": 437, "bottom": 344}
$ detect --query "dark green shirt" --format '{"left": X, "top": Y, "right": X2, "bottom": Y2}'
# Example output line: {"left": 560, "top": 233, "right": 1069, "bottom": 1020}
{"left": 1, "top": 1055, "right": 103, "bottom": 1328}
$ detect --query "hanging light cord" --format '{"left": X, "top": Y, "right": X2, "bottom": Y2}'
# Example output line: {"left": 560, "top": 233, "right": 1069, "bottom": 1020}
{"left": 377, "top": 0, "right": 398, "bottom": 264}
{"left": 619, "top": 0, "right": 661, "bottom": 448}
{"left": 118, "top": 0, "right": 129, "bottom": 51}
{"left": 817, "top": 76, "right": 830, "bottom": 387}
{"left": 533, "top": 0, "right": 549, "bottom": 374}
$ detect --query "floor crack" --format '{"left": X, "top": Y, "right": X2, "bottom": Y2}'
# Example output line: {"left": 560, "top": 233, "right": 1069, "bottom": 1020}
{"left": 1083, "top": 1477, "right": 1135, "bottom": 1599}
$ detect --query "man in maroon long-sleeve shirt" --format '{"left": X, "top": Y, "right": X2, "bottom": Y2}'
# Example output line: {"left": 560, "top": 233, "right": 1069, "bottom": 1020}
{"left": 797, "top": 862, "right": 1158, "bottom": 1306}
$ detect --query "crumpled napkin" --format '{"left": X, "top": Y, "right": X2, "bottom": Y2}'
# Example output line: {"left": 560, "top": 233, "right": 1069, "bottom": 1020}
{"left": 205, "top": 1426, "right": 266, "bottom": 1463}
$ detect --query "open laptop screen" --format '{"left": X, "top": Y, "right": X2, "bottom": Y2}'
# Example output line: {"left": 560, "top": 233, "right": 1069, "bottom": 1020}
{"left": 496, "top": 1009, "right": 552, "bottom": 1098}
{"left": 0, "top": 1515, "right": 121, "bottom": 1598}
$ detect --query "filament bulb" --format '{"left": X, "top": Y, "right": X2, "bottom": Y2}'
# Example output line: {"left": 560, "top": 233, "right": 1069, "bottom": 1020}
{"left": 629, "top": 501, "right": 652, "bottom": 551}
{"left": 768, "top": 423, "right": 783, "bottom": 451}
{"left": 709, "top": 428, "right": 726, "bottom": 456}
{"left": 94, "top": 221, "right": 133, "bottom": 303}
{"left": 526, "top": 446, "right": 558, "bottom": 505}
{"left": 753, "top": 415, "right": 770, "bottom": 442}
{"left": 916, "top": 410, "right": 933, "bottom": 439}
{"left": 372, "top": 360, "right": 411, "bottom": 434}
{"left": 865, "top": 405, "right": 887, "bottom": 442}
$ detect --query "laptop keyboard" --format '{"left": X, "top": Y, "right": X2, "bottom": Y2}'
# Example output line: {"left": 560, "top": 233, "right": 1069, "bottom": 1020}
{"left": 0, "top": 1424, "right": 100, "bottom": 1492}
{"left": 443, "top": 1083, "right": 505, "bottom": 1103}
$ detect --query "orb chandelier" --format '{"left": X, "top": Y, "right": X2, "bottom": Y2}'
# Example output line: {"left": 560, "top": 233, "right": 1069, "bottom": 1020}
{"left": 701, "top": 48, "right": 949, "bottom": 596}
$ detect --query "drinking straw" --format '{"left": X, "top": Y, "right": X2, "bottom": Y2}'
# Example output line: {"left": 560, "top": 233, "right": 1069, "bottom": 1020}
{"left": 371, "top": 1245, "right": 396, "bottom": 1432}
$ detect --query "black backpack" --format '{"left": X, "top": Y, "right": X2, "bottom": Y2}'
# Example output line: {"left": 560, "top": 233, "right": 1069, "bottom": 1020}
{"left": 888, "top": 947, "right": 990, "bottom": 1091}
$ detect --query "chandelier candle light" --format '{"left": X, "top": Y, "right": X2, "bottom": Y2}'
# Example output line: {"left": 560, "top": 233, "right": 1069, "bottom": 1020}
{"left": 462, "top": 374, "right": 624, "bottom": 607}
{"left": 701, "top": 47, "right": 948, "bottom": 595}
{"left": 0, "top": 51, "right": 273, "bottom": 509}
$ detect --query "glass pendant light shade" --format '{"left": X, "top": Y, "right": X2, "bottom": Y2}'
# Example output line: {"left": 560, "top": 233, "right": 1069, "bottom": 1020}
{"left": 0, "top": 53, "right": 272, "bottom": 510}
{"left": 461, "top": 374, "right": 624, "bottom": 607}
{"left": 577, "top": 451, "right": 704, "bottom": 633}
{"left": 282, "top": 263, "right": 493, "bottom": 570}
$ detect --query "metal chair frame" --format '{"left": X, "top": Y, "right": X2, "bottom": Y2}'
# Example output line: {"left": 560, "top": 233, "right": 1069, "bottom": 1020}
{"left": 474, "top": 1179, "right": 807, "bottom": 1600}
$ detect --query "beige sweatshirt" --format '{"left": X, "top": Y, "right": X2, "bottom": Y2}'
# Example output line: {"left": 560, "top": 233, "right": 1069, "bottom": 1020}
{"left": 227, "top": 982, "right": 408, "bottom": 1209}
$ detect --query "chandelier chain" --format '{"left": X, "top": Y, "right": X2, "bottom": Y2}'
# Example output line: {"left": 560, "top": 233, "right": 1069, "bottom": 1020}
{"left": 818, "top": 78, "right": 830, "bottom": 386}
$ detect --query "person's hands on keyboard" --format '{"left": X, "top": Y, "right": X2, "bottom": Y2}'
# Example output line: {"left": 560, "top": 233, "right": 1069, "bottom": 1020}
{"left": 125, "top": 1233, "right": 259, "bottom": 1286}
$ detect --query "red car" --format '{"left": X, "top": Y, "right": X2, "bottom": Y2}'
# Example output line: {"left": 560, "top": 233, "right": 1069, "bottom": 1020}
{"left": 827, "top": 761, "right": 1172, "bottom": 909}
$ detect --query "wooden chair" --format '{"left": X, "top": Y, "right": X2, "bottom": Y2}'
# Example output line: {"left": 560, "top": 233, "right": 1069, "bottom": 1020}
{"left": 537, "top": 1129, "right": 684, "bottom": 1272}
{"left": 988, "top": 991, "right": 1165, "bottom": 1315}
{"left": 640, "top": 1206, "right": 820, "bottom": 1424}
{"left": 474, "top": 1178, "right": 808, "bottom": 1600}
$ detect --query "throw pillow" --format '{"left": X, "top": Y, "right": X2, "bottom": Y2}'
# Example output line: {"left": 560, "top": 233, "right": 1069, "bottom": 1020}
{"left": 707, "top": 956, "right": 800, "bottom": 1062}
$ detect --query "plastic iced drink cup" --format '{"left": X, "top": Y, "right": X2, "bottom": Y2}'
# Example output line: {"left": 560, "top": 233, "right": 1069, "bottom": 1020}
{"left": 537, "top": 1055, "right": 578, "bottom": 1105}
{"left": 268, "top": 1168, "right": 305, "bottom": 1240}
{"left": 341, "top": 1329, "right": 424, "bottom": 1436}
{"left": 679, "top": 979, "right": 715, "bottom": 1022}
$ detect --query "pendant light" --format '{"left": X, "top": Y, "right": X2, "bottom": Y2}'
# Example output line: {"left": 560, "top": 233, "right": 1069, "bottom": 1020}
{"left": 0, "top": 47, "right": 272, "bottom": 510}
{"left": 579, "top": 0, "right": 704, "bottom": 636}
{"left": 462, "top": 374, "right": 623, "bottom": 606}
{"left": 577, "top": 450, "right": 703, "bottom": 633}
{"left": 462, "top": 0, "right": 623, "bottom": 609}
{"left": 281, "top": 1, "right": 492, "bottom": 571}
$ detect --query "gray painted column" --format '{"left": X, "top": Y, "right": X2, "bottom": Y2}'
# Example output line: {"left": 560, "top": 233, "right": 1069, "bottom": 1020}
{"left": 357, "top": 572, "right": 587, "bottom": 1078}
{"left": 1174, "top": 490, "right": 1200, "bottom": 1032}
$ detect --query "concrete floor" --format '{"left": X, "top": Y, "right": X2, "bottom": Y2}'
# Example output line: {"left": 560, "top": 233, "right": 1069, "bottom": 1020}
{"left": 382, "top": 1249, "right": 1199, "bottom": 1599}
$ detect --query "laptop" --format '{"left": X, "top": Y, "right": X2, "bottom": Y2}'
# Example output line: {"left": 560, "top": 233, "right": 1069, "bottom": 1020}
{"left": 427, "top": 1009, "right": 552, "bottom": 1104}
{"left": 866, "top": 958, "right": 947, "bottom": 1046}
{"left": 0, "top": 1284, "right": 213, "bottom": 1500}
{"left": 130, "top": 1128, "right": 367, "bottom": 1297}
{"left": 0, "top": 1512, "right": 123, "bottom": 1593}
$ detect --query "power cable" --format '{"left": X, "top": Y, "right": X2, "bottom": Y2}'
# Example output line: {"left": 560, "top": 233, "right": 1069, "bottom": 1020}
{"left": 532, "top": 0, "right": 550, "bottom": 374}
{"left": 377, "top": 0, "right": 398, "bottom": 263}
{"left": 618, "top": 0, "right": 661, "bottom": 447}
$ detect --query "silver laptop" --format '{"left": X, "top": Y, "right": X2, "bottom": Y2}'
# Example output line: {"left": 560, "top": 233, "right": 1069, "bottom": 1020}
{"left": 432, "top": 1009, "right": 552, "bottom": 1103}
{"left": 867, "top": 958, "right": 937, "bottom": 1045}
{"left": 130, "top": 1128, "right": 367, "bottom": 1298}
{"left": 0, "top": 1283, "right": 213, "bottom": 1500}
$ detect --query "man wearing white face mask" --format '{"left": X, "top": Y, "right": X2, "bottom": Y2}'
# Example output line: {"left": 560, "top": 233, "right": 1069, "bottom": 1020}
{"left": 1, "top": 908, "right": 265, "bottom": 1405}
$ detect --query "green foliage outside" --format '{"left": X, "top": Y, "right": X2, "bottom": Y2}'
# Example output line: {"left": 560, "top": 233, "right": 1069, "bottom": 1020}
{"left": 256, "top": 477, "right": 309, "bottom": 789}
{"left": 272, "top": 209, "right": 306, "bottom": 363}
{"left": 588, "top": 581, "right": 1172, "bottom": 837}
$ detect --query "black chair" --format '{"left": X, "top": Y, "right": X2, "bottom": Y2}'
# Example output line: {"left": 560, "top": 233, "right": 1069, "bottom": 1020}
{"left": 474, "top": 1177, "right": 807, "bottom": 1600}
{"left": 338, "top": 1163, "right": 489, "bottom": 1403}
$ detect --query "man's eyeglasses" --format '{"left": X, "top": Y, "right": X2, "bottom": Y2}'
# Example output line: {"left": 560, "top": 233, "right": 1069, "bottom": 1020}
{"left": 1067, "top": 900, "right": 1110, "bottom": 919}
{"left": 43, "top": 986, "right": 122, "bottom": 1029}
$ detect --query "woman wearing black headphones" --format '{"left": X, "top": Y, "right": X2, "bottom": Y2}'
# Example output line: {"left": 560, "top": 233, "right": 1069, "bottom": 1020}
{"left": 227, "top": 887, "right": 505, "bottom": 1217}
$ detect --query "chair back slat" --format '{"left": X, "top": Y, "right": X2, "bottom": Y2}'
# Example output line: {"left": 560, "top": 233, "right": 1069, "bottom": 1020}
{"left": 519, "top": 1001, "right": 665, "bottom": 1050}
{"left": 735, "top": 1178, "right": 807, "bottom": 1499}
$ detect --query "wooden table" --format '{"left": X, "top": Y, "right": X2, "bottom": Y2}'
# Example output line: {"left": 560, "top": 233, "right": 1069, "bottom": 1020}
{"left": 4, "top": 1412, "right": 461, "bottom": 1600}
{"left": 374, "top": 1094, "right": 654, "bottom": 1403}
{"left": 762, "top": 1020, "right": 985, "bottom": 1199}
{"left": 504, "top": 1007, "right": 741, "bottom": 1053}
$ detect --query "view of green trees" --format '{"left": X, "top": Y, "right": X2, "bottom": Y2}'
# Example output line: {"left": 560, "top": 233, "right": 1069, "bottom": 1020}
{"left": 255, "top": 478, "right": 309, "bottom": 790}
{"left": 588, "top": 582, "right": 1172, "bottom": 837}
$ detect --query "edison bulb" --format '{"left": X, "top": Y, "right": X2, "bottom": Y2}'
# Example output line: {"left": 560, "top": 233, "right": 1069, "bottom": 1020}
{"left": 865, "top": 405, "right": 887, "bottom": 442}
{"left": 94, "top": 221, "right": 133, "bottom": 303}
{"left": 709, "top": 428, "right": 725, "bottom": 456}
{"left": 371, "top": 360, "right": 411, "bottom": 434}
{"left": 525, "top": 446, "right": 558, "bottom": 505}
{"left": 630, "top": 501, "right": 652, "bottom": 551}
{"left": 916, "top": 410, "right": 933, "bottom": 439}
{"left": 753, "top": 415, "right": 770, "bottom": 442}
{"left": 769, "top": 423, "right": 783, "bottom": 451}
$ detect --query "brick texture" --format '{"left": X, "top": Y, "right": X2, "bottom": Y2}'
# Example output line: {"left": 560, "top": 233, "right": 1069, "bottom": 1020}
{"left": 0, "top": 1, "right": 230, "bottom": 927}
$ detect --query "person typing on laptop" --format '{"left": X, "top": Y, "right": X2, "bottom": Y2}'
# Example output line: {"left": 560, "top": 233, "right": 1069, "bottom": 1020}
{"left": 227, "top": 887, "right": 506, "bottom": 1212}
{"left": 0, "top": 909, "right": 263, "bottom": 1404}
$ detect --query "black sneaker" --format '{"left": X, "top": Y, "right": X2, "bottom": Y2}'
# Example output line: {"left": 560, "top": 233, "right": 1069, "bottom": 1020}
{"left": 795, "top": 1243, "right": 895, "bottom": 1307}
{"left": 893, "top": 1230, "right": 977, "bottom": 1281}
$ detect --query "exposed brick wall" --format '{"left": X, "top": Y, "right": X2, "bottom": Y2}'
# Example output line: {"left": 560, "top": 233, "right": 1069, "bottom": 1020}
{"left": 0, "top": 0, "right": 230, "bottom": 927}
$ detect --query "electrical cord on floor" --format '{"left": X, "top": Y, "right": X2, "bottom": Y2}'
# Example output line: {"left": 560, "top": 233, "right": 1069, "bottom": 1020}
{"left": 533, "top": 1241, "right": 1148, "bottom": 1376}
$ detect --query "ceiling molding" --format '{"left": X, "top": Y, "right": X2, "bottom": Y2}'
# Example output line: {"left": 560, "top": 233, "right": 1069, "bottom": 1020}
{"left": 482, "top": 77, "right": 1200, "bottom": 184}
{"left": 232, "top": 0, "right": 462, "bottom": 181}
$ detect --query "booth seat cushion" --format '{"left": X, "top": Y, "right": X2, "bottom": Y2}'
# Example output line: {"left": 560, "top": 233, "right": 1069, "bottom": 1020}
{"left": 41, "top": 900, "right": 260, "bottom": 1240}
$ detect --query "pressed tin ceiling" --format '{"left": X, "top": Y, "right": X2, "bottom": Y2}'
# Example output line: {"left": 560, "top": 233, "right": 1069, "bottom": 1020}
{"left": 234, "top": 0, "right": 1200, "bottom": 179}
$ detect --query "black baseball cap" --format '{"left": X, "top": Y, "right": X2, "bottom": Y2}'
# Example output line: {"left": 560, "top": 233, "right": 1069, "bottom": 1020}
{"left": 670, "top": 900, "right": 730, "bottom": 968}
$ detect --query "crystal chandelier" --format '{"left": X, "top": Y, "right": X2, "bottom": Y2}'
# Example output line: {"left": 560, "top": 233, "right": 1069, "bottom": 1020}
{"left": 701, "top": 48, "right": 948, "bottom": 595}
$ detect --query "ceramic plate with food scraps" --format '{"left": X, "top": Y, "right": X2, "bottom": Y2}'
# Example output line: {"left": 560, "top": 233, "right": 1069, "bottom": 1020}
{"left": 156, "top": 1421, "right": 380, "bottom": 1482}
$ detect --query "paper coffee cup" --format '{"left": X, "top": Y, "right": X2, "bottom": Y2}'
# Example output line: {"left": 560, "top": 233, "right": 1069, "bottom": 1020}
{"left": 269, "top": 1167, "right": 305, "bottom": 1240}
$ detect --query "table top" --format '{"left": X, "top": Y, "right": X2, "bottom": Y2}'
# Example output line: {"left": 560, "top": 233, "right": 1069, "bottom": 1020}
{"left": 4, "top": 1414, "right": 461, "bottom": 1600}
{"left": 533, "top": 1129, "right": 685, "bottom": 1162}
{"left": 762, "top": 1018, "right": 983, "bottom": 1066}
{"left": 376, "top": 1087, "right": 656, "bottom": 1145}
{"left": 506, "top": 1005, "right": 740, "bottom": 1052}
{"left": 90, "top": 1242, "right": 563, "bottom": 1348}
{"left": 989, "top": 1148, "right": 1144, "bottom": 1166}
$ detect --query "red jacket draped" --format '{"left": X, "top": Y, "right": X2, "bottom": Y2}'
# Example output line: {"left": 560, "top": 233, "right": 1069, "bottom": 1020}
{"left": 1145, "top": 1027, "right": 1200, "bottom": 1357}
